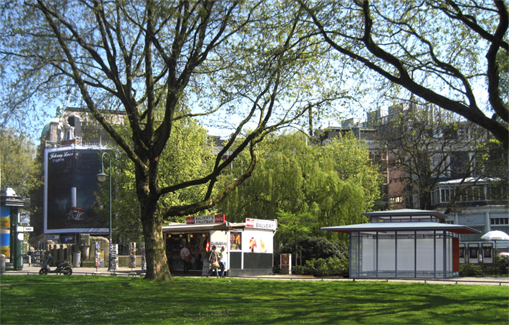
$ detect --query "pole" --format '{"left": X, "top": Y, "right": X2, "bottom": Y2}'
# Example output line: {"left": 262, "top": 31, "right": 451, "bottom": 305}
{"left": 99, "top": 153, "right": 113, "bottom": 272}
{"left": 108, "top": 154, "right": 112, "bottom": 272}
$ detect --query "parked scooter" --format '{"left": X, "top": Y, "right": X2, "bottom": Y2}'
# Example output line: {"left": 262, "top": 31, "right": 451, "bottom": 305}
{"left": 39, "top": 254, "right": 73, "bottom": 275}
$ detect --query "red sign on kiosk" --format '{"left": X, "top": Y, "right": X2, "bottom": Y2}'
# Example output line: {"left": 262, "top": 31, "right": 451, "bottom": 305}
{"left": 186, "top": 214, "right": 225, "bottom": 225}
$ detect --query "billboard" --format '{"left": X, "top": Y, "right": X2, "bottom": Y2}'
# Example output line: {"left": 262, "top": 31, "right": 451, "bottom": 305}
{"left": 44, "top": 147, "right": 108, "bottom": 234}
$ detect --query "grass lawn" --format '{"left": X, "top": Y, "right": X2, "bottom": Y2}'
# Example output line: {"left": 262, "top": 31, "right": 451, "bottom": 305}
{"left": 1, "top": 276, "right": 508, "bottom": 324}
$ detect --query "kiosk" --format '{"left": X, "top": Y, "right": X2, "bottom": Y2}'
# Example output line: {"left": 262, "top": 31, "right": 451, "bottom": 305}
{"left": 322, "top": 209, "right": 480, "bottom": 279}
{"left": 162, "top": 216, "right": 277, "bottom": 276}
{"left": 1, "top": 188, "right": 28, "bottom": 271}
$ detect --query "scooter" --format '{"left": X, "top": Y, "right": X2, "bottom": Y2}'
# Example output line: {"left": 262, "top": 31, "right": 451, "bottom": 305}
{"left": 39, "top": 254, "right": 73, "bottom": 275}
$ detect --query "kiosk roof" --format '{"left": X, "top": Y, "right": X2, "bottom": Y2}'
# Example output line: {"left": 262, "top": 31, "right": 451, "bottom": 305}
{"left": 322, "top": 222, "right": 480, "bottom": 234}
{"left": 162, "top": 222, "right": 245, "bottom": 233}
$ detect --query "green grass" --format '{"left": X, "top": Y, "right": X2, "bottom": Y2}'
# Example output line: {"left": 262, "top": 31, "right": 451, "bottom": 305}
{"left": 1, "top": 276, "right": 508, "bottom": 324}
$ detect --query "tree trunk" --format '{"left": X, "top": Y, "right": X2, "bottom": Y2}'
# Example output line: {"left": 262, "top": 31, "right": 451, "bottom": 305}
{"left": 136, "top": 160, "right": 172, "bottom": 281}
{"left": 141, "top": 203, "right": 172, "bottom": 280}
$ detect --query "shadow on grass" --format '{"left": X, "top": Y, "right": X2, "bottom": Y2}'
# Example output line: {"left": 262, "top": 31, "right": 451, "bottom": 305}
{"left": 1, "top": 276, "right": 507, "bottom": 324}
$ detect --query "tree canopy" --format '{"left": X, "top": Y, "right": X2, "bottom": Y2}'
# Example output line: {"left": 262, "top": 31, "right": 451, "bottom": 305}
{"left": 217, "top": 131, "right": 382, "bottom": 243}
{"left": 1, "top": 1, "right": 338, "bottom": 280}
{"left": 95, "top": 113, "right": 216, "bottom": 243}
{"left": 2, "top": 0, "right": 506, "bottom": 280}
{"left": 0, "top": 128, "right": 42, "bottom": 198}
{"left": 299, "top": 0, "right": 508, "bottom": 148}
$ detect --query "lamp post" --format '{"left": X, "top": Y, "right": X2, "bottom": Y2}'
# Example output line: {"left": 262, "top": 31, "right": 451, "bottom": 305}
{"left": 96, "top": 152, "right": 113, "bottom": 271}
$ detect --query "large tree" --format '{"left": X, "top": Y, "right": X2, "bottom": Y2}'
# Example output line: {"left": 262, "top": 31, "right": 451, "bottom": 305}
{"left": 95, "top": 113, "right": 216, "bottom": 244}
{"left": 217, "top": 131, "right": 382, "bottom": 242}
{"left": 299, "top": 0, "right": 508, "bottom": 149}
{"left": 1, "top": 1, "right": 335, "bottom": 280}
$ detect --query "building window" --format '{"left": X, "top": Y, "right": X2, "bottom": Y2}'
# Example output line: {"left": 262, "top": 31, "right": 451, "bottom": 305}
{"left": 390, "top": 196, "right": 404, "bottom": 204}
{"left": 491, "top": 218, "right": 509, "bottom": 225}
{"left": 441, "top": 189, "right": 451, "bottom": 203}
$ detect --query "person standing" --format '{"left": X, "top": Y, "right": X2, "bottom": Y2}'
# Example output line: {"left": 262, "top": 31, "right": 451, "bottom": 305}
{"left": 180, "top": 243, "right": 191, "bottom": 274}
{"left": 219, "top": 246, "right": 227, "bottom": 277}
{"left": 208, "top": 245, "right": 219, "bottom": 277}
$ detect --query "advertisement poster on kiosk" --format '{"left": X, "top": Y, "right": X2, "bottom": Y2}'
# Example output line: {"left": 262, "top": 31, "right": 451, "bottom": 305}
{"left": 245, "top": 230, "right": 273, "bottom": 253}
{"left": 230, "top": 232, "right": 242, "bottom": 251}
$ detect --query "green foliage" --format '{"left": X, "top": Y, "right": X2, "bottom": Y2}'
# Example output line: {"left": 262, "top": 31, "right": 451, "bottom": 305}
{"left": 0, "top": 128, "right": 42, "bottom": 198}
{"left": 278, "top": 236, "right": 349, "bottom": 276}
{"left": 459, "top": 263, "right": 483, "bottom": 277}
{"left": 300, "top": 0, "right": 509, "bottom": 148}
{"left": 276, "top": 210, "right": 314, "bottom": 248}
{"left": 2, "top": 0, "right": 344, "bottom": 279}
{"left": 460, "top": 256, "right": 509, "bottom": 277}
{"left": 280, "top": 236, "right": 349, "bottom": 262}
{"left": 217, "top": 131, "right": 381, "bottom": 242}
{"left": 95, "top": 116, "right": 216, "bottom": 242}
{"left": 293, "top": 256, "right": 349, "bottom": 276}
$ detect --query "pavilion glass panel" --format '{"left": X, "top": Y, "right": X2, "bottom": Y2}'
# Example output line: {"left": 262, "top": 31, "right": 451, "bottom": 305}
{"left": 435, "top": 232, "right": 444, "bottom": 277}
{"left": 397, "top": 231, "right": 415, "bottom": 278}
{"left": 360, "top": 233, "right": 376, "bottom": 277}
{"left": 377, "top": 232, "right": 396, "bottom": 278}
{"left": 416, "top": 231, "right": 436, "bottom": 277}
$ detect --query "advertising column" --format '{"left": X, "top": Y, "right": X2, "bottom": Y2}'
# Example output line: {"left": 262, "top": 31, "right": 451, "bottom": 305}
{"left": 95, "top": 241, "right": 104, "bottom": 270}
{"left": 0, "top": 206, "right": 9, "bottom": 259}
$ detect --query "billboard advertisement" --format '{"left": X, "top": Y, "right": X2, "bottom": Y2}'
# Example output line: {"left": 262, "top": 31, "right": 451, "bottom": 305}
{"left": 243, "top": 229, "right": 273, "bottom": 254}
{"left": 44, "top": 147, "right": 108, "bottom": 234}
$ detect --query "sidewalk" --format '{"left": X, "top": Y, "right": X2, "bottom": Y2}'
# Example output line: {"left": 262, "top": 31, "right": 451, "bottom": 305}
{"left": 4, "top": 264, "right": 146, "bottom": 277}
{"left": 3, "top": 264, "right": 508, "bottom": 286}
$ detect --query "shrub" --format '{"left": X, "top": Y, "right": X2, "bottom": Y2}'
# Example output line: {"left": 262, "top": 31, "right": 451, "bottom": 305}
{"left": 459, "top": 256, "right": 509, "bottom": 276}
{"left": 292, "top": 256, "right": 349, "bottom": 276}
{"left": 279, "top": 236, "right": 348, "bottom": 262}
{"left": 459, "top": 263, "right": 483, "bottom": 276}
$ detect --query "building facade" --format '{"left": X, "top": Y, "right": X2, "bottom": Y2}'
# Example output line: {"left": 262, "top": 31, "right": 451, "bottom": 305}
{"left": 317, "top": 103, "right": 508, "bottom": 254}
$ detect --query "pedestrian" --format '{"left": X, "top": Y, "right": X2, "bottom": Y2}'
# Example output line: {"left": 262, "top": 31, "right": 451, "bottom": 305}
{"left": 208, "top": 245, "right": 219, "bottom": 277}
{"left": 219, "top": 246, "right": 227, "bottom": 277}
{"left": 180, "top": 243, "right": 191, "bottom": 274}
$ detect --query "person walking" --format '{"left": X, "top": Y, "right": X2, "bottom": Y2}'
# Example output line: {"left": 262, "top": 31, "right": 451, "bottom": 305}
{"left": 219, "top": 246, "right": 227, "bottom": 277}
{"left": 208, "top": 245, "right": 219, "bottom": 277}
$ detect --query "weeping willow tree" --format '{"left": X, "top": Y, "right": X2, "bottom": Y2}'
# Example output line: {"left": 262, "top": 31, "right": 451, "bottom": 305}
{"left": 217, "top": 131, "right": 382, "bottom": 244}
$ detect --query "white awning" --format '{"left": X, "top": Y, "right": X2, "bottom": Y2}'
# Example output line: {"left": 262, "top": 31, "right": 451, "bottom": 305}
{"left": 162, "top": 222, "right": 245, "bottom": 233}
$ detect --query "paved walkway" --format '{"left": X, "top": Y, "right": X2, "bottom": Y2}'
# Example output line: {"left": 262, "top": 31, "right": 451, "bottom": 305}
{"left": 3, "top": 264, "right": 508, "bottom": 286}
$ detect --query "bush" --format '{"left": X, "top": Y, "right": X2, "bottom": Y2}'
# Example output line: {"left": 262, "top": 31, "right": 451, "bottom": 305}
{"left": 279, "top": 236, "right": 348, "bottom": 262}
{"left": 293, "top": 256, "right": 349, "bottom": 276}
{"left": 459, "top": 263, "right": 483, "bottom": 276}
{"left": 459, "top": 256, "right": 509, "bottom": 276}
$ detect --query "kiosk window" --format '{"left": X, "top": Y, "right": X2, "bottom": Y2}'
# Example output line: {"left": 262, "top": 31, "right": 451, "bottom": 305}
{"left": 469, "top": 247, "right": 478, "bottom": 259}
{"left": 230, "top": 232, "right": 242, "bottom": 251}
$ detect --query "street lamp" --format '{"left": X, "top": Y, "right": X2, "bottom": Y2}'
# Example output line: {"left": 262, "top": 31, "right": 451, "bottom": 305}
{"left": 97, "top": 152, "right": 113, "bottom": 271}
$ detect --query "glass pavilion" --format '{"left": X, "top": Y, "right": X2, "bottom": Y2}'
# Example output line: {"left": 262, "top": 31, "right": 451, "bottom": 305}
{"left": 322, "top": 209, "right": 480, "bottom": 279}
